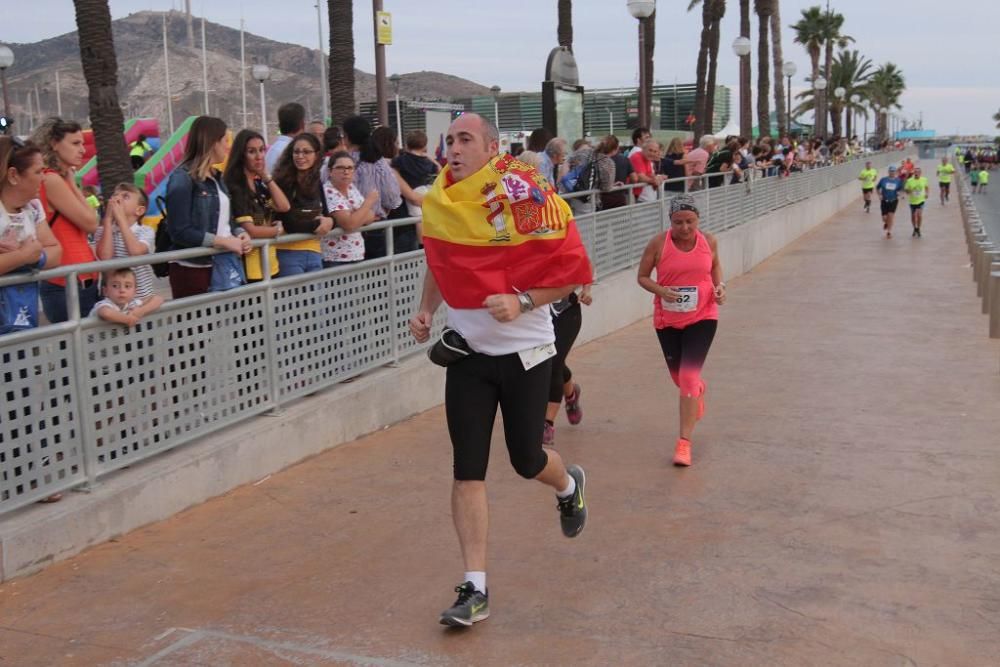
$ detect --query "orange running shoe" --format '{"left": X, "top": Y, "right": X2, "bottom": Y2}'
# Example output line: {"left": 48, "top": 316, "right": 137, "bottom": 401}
{"left": 673, "top": 438, "right": 692, "bottom": 466}
{"left": 697, "top": 381, "right": 707, "bottom": 421}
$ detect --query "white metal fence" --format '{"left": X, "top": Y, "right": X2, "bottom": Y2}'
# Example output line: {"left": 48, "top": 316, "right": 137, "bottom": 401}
{"left": 0, "top": 150, "right": 902, "bottom": 514}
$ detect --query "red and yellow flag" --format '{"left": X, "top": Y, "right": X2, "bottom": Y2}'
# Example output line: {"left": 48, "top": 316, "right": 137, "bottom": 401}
{"left": 421, "top": 154, "right": 593, "bottom": 308}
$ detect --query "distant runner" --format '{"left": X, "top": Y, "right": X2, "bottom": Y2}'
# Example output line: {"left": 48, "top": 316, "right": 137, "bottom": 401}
{"left": 936, "top": 157, "right": 955, "bottom": 205}
{"left": 859, "top": 161, "right": 878, "bottom": 213}
{"left": 905, "top": 166, "right": 929, "bottom": 238}
{"left": 876, "top": 165, "right": 903, "bottom": 239}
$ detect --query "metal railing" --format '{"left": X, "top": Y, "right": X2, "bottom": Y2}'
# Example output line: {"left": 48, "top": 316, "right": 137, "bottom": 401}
{"left": 0, "top": 149, "right": 901, "bottom": 514}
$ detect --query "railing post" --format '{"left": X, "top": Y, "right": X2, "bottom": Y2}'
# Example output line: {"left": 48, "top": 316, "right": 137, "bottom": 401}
{"left": 261, "top": 242, "right": 284, "bottom": 414}
{"left": 68, "top": 271, "right": 100, "bottom": 490}
{"left": 386, "top": 222, "right": 401, "bottom": 367}
{"left": 990, "top": 271, "right": 1000, "bottom": 339}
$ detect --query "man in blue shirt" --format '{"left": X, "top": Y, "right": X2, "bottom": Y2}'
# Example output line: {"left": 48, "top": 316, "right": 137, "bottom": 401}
{"left": 876, "top": 165, "right": 904, "bottom": 239}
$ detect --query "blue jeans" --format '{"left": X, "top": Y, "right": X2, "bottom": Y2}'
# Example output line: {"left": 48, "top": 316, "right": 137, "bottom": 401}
{"left": 275, "top": 250, "right": 323, "bottom": 277}
{"left": 40, "top": 280, "right": 100, "bottom": 323}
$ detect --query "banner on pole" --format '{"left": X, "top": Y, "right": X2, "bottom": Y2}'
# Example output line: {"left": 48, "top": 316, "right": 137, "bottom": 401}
{"left": 376, "top": 11, "right": 393, "bottom": 45}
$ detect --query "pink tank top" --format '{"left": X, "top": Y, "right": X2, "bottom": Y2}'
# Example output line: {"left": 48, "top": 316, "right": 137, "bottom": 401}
{"left": 653, "top": 229, "right": 719, "bottom": 330}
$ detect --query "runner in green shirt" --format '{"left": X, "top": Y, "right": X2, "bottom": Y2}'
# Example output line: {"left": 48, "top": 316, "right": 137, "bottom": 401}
{"left": 935, "top": 157, "right": 955, "bottom": 205}
{"left": 858, "top": 161, "right": 878, "bottom": 213}
{"left": 978, "top": 168, "right": 989, "bottom": 194}
{"left": 904, "top": 167, "right": 929, "bottom": 237}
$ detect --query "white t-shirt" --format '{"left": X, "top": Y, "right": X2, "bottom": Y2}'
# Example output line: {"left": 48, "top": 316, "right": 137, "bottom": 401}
{"left": 447, "top": 306, "right": 555, "bottom": 357}
{"left": 93, "top": 222, "right": 156, "bottom": 299}
{"left": 264, "top": 135, "right": 293, "bottom": 173}
{"left": 0, "top": 198, "right": 44, "bottom": 243}
{"left": 214, "top": 179, "right": 231, "bottom": 238}
{"left": 90, "top": 297, "right": 144, "bottom": 317}
{"left": 322, "top": 183, "right": 366, "bottom": 262}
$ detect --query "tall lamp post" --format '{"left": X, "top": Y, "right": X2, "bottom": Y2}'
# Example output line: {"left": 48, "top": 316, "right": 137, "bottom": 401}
{"left": 490, "top": 85, "right": 501, "bottom": 129}
{"left": 0, "top": 45, "right": 14, "bottom": 122}
{"left": 849, "top": 93, "right": 860, "bottom": 140}
{"left": 627, "top": 0, "right": 656, "bottom": 131}
{"left": 252, "top": 64, "right": 271, "bottom": 143}
{"left": 834, "top": 86, "right": 846, "bottom": 137}
{"left": 813, "top": 76, "right": 827, "bottom": 138}
{"left": 732, "top": 36, "right": 752, "bottom": 139}
{"left": 389, "top": 73, "right": 403, "bottom": 143}
{"left": 315, "top": 1, "right": 328, "bottom": 124}
{"left": 783, "top": 61, "right": 797, "bottom": 133}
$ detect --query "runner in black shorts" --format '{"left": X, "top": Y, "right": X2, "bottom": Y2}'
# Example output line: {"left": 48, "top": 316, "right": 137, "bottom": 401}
{"left": 410, "top": 113, "right": 592, "bottom": 628}
{"left": 876, "top": 166, "right": 903, "bottom": 239}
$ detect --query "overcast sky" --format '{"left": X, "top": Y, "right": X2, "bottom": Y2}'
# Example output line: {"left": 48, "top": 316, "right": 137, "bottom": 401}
{"left": 3, "top": 0, "right": 998, "bottom": 135}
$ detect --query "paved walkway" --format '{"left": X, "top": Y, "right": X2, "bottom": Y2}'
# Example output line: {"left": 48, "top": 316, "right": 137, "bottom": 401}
{"left": 3, "top": 168, "right": 1000, "bottom": 666}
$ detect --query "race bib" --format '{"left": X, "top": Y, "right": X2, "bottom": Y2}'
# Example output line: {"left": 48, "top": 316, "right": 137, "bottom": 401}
{"left": 883, "top": 182, "right": 897, "bottom": 191}
{"left": 518, "top": 342, "right": 557, "bottom": 371}
{"left": 662, "top": 287, "right": 699, "bottom": 313}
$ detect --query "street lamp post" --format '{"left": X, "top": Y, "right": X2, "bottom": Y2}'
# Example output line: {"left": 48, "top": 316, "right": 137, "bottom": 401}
{"left": 390, "top": 73, "right": 403, "bottom": 144}
{"left": 372, "top": 0, "right": 388, "bottom": 126}
{"left": 0, "top": 45, "right": 14, "bottom": 122}
{"left": 490, "top": 85, "right": 501, "bottom": 130}
{"left": 627, "top": 0, "right": 656, "bottom": 131}
{"left": 252, "top": 64, "right": 271, "bottom": 143}
{"left": 834, "top": 86, "right": 846, "bottom": 137}
{"left": 849, "top": 93, "right": 860, "bottom": 141}
{"left": 315, "top": 1, "right": 329, "bottom": 124}
{"left": 783, "top": 61, "right": 797, "bottom": 134}
{"left": 162, "top": 13, "right": 175, "bottom": 134}
{"left": 732, "top": 36, "right": 752, "bottom": 139}
{"left": 813, "top": 76, "right": 827, "bottom": 138}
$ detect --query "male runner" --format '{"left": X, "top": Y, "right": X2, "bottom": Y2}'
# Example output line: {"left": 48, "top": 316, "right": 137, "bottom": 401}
{"left": 876, "top": 165, "right": 903, "bottom": 239}
{"left": 905, "top": 166, "right": 929, "bottom": 237}
{"left": 410, "top": 113, "right": 592, "bottom": 628}
{"left": 858, "top": 161, "right": 878, "bottom": 212}
{"left": 936, "top": 156, "right": 955, "bottom": 205}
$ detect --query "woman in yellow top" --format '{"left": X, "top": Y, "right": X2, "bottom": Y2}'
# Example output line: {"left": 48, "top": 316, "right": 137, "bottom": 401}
{"left": 936, "top": 157, "right": 955, "bottom": 205}
{"left": 858, "top": 161, "right": 878, "bottom": 213}
{"left": 904, "top": 167, "right": 929, "bottom": 238}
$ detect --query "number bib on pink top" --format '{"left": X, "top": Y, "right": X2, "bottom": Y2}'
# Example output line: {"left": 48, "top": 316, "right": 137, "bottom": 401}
{"left": 653, "top": 229, "right": 718, "bottom": 330}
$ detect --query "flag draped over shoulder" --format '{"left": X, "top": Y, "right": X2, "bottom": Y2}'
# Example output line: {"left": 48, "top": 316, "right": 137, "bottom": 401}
{"left": 421, "top": 154, "right": 593, "bottom": 308}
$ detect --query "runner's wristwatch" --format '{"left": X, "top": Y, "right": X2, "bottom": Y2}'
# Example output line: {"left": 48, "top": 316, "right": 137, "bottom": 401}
{"left": 517, "top": 292, "right": 535, "bottom": 313}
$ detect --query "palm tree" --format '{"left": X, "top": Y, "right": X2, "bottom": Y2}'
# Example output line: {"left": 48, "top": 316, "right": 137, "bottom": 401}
{"left": 993, "top": 109, "right": 1000, "bottom": 129}
{"left": 328, "top": 0, "right": 355, "bottom": 126}
{"left": 558, "top": 0, "right": 573, "bottom": 51}
{"left": 770, "top": 1, "right": 787, "bottom": 137}
{"left": 72, "top": 0, "right": 132, "bottom": 193}
{"left": 828, "top": 49, "right": 872, "bottom": 137}
{"left": 819, "top": 9, "right": 852, "bottom": 137}
{"left": 704, "top": 1, "right": 727, "bottom": 135}
{"left": 737, "top": 0, "right": 751, "bottom": 138}
{"left": 690, "top": 0, "right": 713, "bottom": 137}
{"left": 865, "top": 63, "right": 905, "bottom": 142}
{"left": 755, "top": 0, "right": 773, "bottom": 137}
{"left": 791, "top": 6, "right": 824, "bottom": 133}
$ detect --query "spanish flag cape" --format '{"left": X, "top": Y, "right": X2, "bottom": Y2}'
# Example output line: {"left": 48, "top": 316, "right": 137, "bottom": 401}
{"left": 421, "top": 153, "right": 593, "bottom": 308}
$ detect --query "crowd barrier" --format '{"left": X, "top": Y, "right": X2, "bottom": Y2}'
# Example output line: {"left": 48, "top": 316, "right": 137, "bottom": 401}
{"left": 954, "top": 157, "right": 1000, "bottom": 344}
{"left": 0, "top": 149, "right": 902, "bottom": 514}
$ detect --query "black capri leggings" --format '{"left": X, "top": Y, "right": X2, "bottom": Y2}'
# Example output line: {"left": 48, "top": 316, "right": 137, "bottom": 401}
{"left": 549, "top": 301, "right": 582, "bottom": 403}
{"left": 446, "top": 352, "right": 552, "bottom": 481}
{"left": 655, "top": 319, "right": 718, "bottom": 397}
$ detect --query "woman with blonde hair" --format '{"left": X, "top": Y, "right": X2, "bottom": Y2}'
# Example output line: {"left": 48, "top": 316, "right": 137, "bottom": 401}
{"left": 165, "top": 116, "right": 251, "bottom": 298}
{"left": 30, "top": 118, "right": 99, "bottom": 322}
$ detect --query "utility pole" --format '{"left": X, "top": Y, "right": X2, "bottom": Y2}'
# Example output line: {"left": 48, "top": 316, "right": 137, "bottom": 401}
{"left": 185, "top": 0, "right": 194, "bottom": 47}
{"left": 373, "top": 0, "right": 388, "bottom": 126}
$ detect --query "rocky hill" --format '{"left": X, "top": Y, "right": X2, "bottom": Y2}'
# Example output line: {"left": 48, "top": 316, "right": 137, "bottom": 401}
{"left": 2, "top": 10, "right": 491, "bottom": 135}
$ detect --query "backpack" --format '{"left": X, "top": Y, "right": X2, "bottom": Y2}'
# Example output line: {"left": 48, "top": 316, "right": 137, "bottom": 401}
{"left": 152, "top": 195, "right": 171, "bottom": 277}
{"left": 558, "top": 156, "right": 598, "bottom": 196}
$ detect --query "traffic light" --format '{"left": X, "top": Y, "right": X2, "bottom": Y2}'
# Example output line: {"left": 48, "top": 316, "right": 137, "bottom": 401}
{"left": 0, "top": 116, "right": 10, "bottom": 135}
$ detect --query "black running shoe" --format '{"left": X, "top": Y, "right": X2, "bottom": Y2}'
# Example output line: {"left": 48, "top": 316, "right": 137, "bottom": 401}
{"left": 557, "top": 464, "right": 587, "bottom": 538}
{"left": 912, "top": 228, "right": 918, "bottom": 237}
{"left": 439, "top": 582, "right": 489, "bottom": 627}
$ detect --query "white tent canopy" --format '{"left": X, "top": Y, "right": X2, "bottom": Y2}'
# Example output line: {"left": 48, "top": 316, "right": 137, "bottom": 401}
{"left": 713, "top": 119, "right": 741, "bottom": 139}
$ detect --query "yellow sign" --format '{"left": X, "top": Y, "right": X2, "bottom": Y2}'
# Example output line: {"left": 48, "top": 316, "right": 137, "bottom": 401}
{"left": 376, "top": 11, "right": 392, "bottom": 45}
